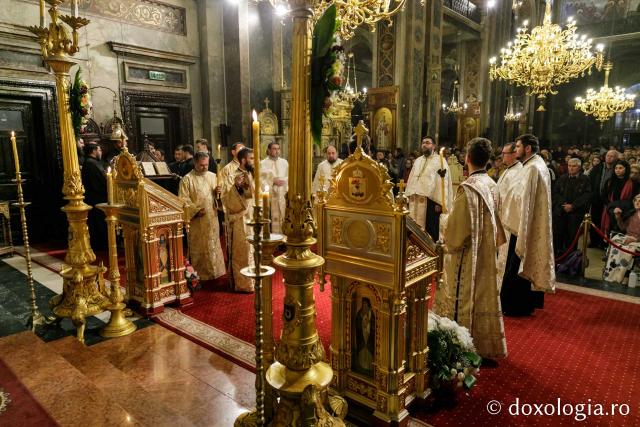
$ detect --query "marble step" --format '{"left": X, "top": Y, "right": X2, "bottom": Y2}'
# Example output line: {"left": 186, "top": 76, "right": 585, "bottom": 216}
{"left": 48, "top": 335, "right": 195, "bottom": 427}
{"left": 0, "top": 331, "right": 144, "bottom": 426}
{"left": 89, "top": 325, "right": 252, "bottom": 427}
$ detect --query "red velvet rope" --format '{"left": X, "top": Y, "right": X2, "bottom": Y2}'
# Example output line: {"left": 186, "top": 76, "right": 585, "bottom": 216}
{"left": 590, "top": 223, "right": 640, "bottom": 256}
{"left": 555, "top": 226, "right": 584, "bottom": 263}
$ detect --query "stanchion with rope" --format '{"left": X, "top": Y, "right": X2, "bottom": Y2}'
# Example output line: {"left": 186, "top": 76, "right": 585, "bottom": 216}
{"left": 580, "top": 213, "right": 591, "bottom": 277}
{"left": 590, "top": 222, "right": 640, "bottom": 256}
{"left": 553, "top": 213, "right": 591, "bottom": 278}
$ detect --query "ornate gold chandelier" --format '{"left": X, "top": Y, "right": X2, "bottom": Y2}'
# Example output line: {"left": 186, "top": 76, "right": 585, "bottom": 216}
{"left": 257, "top": 0, "right": 407, "bottom": 39}
{"left": 337, "top": 52, "right": 367, "bottom": 104}
{"left": 489, "top": 0, "right": 604, "bottom": 111}
{"left": 575, "top": 62, "right": 636, "bottom": 124}
{"left": 504, "top": 95, "right": 522, "bottom": 122}
{"left": 442, "top": 78, "right": 466, "bottom": 115}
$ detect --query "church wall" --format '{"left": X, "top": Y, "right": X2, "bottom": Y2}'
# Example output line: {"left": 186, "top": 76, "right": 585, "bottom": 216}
{"left": 0, "top": 0, "right": 205, "bottom": 144}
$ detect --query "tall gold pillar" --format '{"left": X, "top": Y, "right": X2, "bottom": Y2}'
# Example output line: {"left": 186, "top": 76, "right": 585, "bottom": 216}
{"left": 30, "top": 2, "right": 109, "bottom": 343}
{"left": 265, "top": 1, "right": 344, "bottom": 424}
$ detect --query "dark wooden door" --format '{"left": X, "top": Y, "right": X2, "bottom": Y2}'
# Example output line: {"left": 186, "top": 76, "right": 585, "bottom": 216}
{"left": 134, "top": 106, "right": 181, "bottom": 157}
{"left": 0, "top": 97, "right": 65, "bottom": 244}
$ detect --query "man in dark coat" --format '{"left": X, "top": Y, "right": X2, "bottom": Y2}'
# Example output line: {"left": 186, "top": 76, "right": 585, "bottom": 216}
{"left": 589, "top": 150, "right": 619, "bottom": 247}
{"left": 81, "top": 143, "right": 107, "bottom": 250}
{"left": 553, "top": 158, "right": 592, "bottom": 256}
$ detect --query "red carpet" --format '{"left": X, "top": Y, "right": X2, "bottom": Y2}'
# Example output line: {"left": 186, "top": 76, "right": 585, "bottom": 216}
{"left": 27, "top": 242, "right": 640, "bottom": 426}
{"left": 0, "top": 358, "right": 57, "bottom": 426}
{"left": 181, "top": 270, "right": 333, "bottom": 353}
{"left": 411, "top": 290, "right": 640, "bottom": 427}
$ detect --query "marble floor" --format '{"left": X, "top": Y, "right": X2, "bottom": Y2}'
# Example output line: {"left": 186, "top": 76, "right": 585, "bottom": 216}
{"left": 0, "top": 250, "right": 434, "bottom": 426}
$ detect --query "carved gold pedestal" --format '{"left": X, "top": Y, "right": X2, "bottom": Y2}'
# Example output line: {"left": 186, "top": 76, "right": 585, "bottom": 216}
{"left": 96, "top": 203, "right": 136, "bottom": 338}
{"left": 30, "top": 1, "right": 109, "bottom": 342}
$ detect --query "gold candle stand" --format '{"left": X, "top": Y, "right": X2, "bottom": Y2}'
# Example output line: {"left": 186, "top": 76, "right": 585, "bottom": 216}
{"left": 96, "top": 203, "right": 136, "bottom": 338}
{"left": 9, "top": 139, "right": 50, "bottom": 331}
{"left": 29, "top": 0, "right": 110, "bottom": 342}
{"left": 235, "top": 204, "right": 275, "bottom": 427}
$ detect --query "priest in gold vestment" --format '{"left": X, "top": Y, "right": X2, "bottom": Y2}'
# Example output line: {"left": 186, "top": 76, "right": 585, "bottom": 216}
{"left": 179, "top": 152, "right": 226, "bottom": 280}
{"left": 221, "top": 147, "right": 255, "bottom": 292}
{"left": 500, "top": 134, "right": 555, "bottom": 316}
{"left": 435, "top": 138, "right": 507, "bottom": 359}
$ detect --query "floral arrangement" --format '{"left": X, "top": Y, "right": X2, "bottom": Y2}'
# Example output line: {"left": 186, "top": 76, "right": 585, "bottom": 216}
{"left": 310, "top": 4, "right": 346, "bottom": 145}
{"left": 428, "top": 312, "right": 482, "bottom": 392}
{"left": 184, "top": 259, "right": 200, "bottom": 293}
{"left": 69, "top": 67, "right": 92, "bottom": 138}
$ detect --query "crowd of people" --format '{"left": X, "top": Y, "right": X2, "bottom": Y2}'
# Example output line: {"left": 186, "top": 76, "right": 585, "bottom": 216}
{"left": 79, "top": 128, "right": 638, "bottom": 363}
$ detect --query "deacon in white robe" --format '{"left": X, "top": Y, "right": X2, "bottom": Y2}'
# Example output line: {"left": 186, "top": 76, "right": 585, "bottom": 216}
{"left": 221, "top": 147, "right": 255, "bottom": 292}
{"left": 496, "top": 143, "right": 522, "bottom": 286}
{"left": 179, "top": 153, "right": 226, "bottom": 280}
{"left": 435, "top": 138, "right": 507, "bottom": 359}
{"left": 312, "top": 145, "right": 343, "bottom": 196}
{"left": 406, "top": 137, "right": 453, "bottom": 241}
{"left": 260, "top": 142, "right": 288, "bottom": 233}
{"left": 501, "top": 134, "right": 555, "bottom": 316}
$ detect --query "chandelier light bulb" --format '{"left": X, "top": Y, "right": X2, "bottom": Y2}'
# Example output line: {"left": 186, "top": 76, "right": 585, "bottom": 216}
{"left": 522, "top": 19, "right": 529, "bottom": 26}
{"left": 487, "top": 0, "right": 496, "bottom": 9}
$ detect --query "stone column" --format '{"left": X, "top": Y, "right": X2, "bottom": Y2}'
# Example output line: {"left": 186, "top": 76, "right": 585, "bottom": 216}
{"left": 394, "top": 2, "right": 429, "bottom": 152}
{"left": 422, "top": 0, "right": 443, "bottom": 148}
{"left": 221, "top": 0, "right": 251, "bottom": 143}
{"left": 197, "top": 0, "right": 227, "bottom": 149}
{"left": 482, "top": 0, "right": 516, "bottom": 146}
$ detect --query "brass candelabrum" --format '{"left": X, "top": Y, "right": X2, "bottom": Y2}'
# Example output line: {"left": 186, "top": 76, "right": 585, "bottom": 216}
{"left": 29, "top": 0, "right": 110, "bottom": 342}
{"left": 95, "top": 203, "right": 136, "bottom": 338}
{"left": 235, "top": 204, "right": 276, "bottom": 427}
{"left": 9, "top": 132, "right": 52, "bottom": 331}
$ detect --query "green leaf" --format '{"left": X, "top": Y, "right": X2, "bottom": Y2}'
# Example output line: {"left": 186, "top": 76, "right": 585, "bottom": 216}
{"left": 463, "top": 375, "right": 477, "bottom": 389}
{"left": 463, "top": 351, "right": 482, "bottom": 367}
{"left": 312, "top": 5, "right": 337, "bottom": 58}
{"left": 310, "top": 4, "right": 337, "bottom": 146}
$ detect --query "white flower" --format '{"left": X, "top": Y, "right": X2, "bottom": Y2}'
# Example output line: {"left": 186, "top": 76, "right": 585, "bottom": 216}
{"left": 457, "top": 372, "right": 465, "bottom": 381}
{"left": 456, "top": 362, "right": 462, "bottom": 370}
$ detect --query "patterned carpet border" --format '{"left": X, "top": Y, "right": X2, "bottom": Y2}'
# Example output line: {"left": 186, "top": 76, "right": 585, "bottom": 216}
{"left": 154, "top": 308, "right": 256, "bottom": 372}
{"left": 556, "top": 282, "right": 640, "bottom": 304}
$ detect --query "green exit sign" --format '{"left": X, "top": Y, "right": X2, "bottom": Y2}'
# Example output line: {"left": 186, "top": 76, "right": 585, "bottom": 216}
{"left": 149, "top": 70, "right": 167, "bottom": 81}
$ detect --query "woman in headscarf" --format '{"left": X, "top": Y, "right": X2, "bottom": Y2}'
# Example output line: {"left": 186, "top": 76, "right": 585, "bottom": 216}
{"left": 603, "top": 194, "right": 640, "bottom": 283}
{"left": 601, "top": 159, "right": 637, "bottom": 236}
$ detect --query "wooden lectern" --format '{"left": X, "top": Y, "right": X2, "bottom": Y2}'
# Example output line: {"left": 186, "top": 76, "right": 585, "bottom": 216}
{"left": 113, "top": 148, "right": 191, "bottom": 315}
{"left": 317, "top": 134, "right": 439, "bottom": 426}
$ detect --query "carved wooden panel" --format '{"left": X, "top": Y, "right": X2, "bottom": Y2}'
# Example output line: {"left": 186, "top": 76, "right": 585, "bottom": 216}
{"left": 25, "top": 0, "right": 187, "bottom": 35}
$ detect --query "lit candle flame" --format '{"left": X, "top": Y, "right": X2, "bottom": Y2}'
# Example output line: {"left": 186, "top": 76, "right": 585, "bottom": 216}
{"left": 252, "top": 110, "right": 258, "bottom": 122}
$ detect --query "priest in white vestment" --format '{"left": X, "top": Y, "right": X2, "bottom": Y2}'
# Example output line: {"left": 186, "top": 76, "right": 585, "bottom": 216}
{"left": 260, "top": 142, "right": 288, "bottom": 233}
{"left": 501, "top": 134, "right": 555, "bottom": 316}
{"left": 179, "top": 152, "right": 226, "bottom": 280}
{"left": 496, "top": 142, "right": 522, "bottom": 285}
{"left": 221, "top": 147, "right": 255, "bottom": 293}
{"left": 435, "top": 138, "right": 507, "bottom": 359}
{"left": 312, "top": 145, "right": 343, "bottom": 196}
{"left": 405, "top": 136, "right": 453, "bottom": 241}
